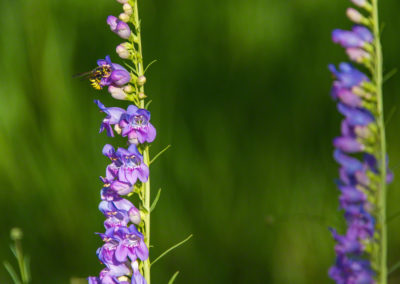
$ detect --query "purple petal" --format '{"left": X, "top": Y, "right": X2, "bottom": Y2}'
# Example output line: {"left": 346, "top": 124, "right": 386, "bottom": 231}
{"left": 115, "top": 244, "right": 129, "bottom": 262}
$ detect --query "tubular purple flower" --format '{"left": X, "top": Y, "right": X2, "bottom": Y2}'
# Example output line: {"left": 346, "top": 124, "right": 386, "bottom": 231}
{"left": 95, "top": 100, "right": 126, "bottom": 137}
{"left": 332, "top": 26, "right": 373, "bottom": 48}
{"left": 108, "top": 15, "right": 132, "bottom": 39}
{"left": 116, "top": 144, "right": 149, "bottom": 184}
{"left": 120, "top": 105, "right": 157, "bottom": 144}
{"left": 114, "top": 225, "right": 149, "bottom": 263}
{"left": 96, "top": 55, "right": 131, "bottom": 87}
{"left": 329, "top": 63, "right": 368, "bottom": 88}
{"left": 333, "top": 137, "right": 364, "bottom": 153}
{"left": 337, "top": 103, "right": 374, "bottom": 126}
{"left": 111, "top": 69, "right": 131, "bottom": 86}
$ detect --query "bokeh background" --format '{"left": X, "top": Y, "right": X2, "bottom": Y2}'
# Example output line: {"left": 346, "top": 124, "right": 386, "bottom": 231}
{"left": 1, "top": 0, "right": 400, "bottom": 283}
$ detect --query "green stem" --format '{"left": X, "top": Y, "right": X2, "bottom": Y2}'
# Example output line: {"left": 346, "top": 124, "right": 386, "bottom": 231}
{"left": 132, "top": 0, "right": 151, "bottom": 282}
{"left": 371, "top": 0, "right": 387, "bottom": 283}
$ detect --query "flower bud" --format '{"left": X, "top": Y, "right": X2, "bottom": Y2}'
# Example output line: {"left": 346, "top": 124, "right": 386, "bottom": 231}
{"left": 116, "top": 43, "right": 131, "bottom": 59}
{"left": 123, "top": 4, "right": 133, "bottom": 16}
{"left": 346, "top": 8, "right": 365, "bottom": 24}
{"left": 137, "top": 75, "right": 147, "bottom": 86}
{"left": 114, "top": 124, "right": 122, "bottom": 135}
{"left": 119, "top": 12, "right": 130, "bottom": 23}
{"left": 123, "top": 84, "right": 135, "bottom": 93}
{"left": 346, "top": 47, "right": 370, "bottom": 63}
{"left": 116, "top": 21, "right": 131, "bottom": 39}
{"left": 10, "top": 228, "right": 23, "bottom": 241}
{"left": 111, "top": 69, "right": 131, "bottom": 86}
{"left": 108, "top": 85, "right": 128, "bottom": 100}
{"left": 138, "top": 92, "right": 147, "bottom": 99}
{"left": 351, "top": 0, "right": 366, "bottom": 7}
{"left": 128, "top": 207, "right": 141, "bottom": 225}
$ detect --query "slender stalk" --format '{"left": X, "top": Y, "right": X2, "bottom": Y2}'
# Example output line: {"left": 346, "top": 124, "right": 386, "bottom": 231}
{"left": 132, "top": 0, "right": 151, "bottom": 282}
{"left": 371, "top": 0, "right": 387, "bottom": 283}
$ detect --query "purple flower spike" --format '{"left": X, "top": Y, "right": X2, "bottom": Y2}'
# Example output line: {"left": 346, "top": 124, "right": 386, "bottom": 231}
{"left": 120, "top": 105, "right": 157, "bottom": 144}
{"left": 107, "top": 15, "right": 131, "bottom": 39}
{"left": 95, "top": 100, "right": 126, "bottom": 137}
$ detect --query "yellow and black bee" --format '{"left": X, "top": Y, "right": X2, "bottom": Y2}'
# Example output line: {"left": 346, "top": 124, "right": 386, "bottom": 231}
{"left": 74, "top": 65, "right": 112, "bottom": 90}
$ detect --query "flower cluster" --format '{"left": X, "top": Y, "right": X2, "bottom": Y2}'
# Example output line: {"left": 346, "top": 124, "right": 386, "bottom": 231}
{"left": 88, "top": 0, "right": 155, "bottom": 283}
{"left": 328, "top": 1, "right": 392, "bottom": 283}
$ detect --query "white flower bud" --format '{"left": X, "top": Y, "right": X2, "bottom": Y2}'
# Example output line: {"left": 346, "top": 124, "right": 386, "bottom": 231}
{"left": 116, "top": 43, "right": 131, "bottom": 59}
{"left": 137, "top": 75, "right": 147, "bottom": 86}
{"left": 346, "top": 8, "right": 364, "bottom": 24}
{"left": 351, "top": 0, "right": 367, "bottom": 7}
{"left": 108, "top": 85, "right": 128, "bottom": 100}
{"left": 123, "top": 4, "right": 133, "bottom": 16}
{"left": 138, "top": 92, "right": 147, "bottom": 99}
{"left": 119, "top": 12, "right": 130, "bottom": 23}
{"left": 123, "top": 84, "right": 135, "bottom": 93}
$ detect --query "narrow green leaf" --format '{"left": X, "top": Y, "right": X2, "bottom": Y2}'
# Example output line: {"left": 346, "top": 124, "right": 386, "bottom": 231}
{"left": 144, "top": 59, "right": 158, "bottom": 74}
{"left": 144, "top": 100, "right": 152, "bottom": 109}
{"left": 3, "top": 261, "right": 21, "bottom": 284}
{"left": 124, "top": 63, "right": 138, "bottom": 76}
{"left": 168, "top": 271, "right": 180, "bottom": 284}
{"left": 389, "top": 260, "right": 400, "bottom": 275}
{"left": 150, "top": 145, "right": 171, "bottom": 165}
{"left": 150, "top": 234, "right": 193, "bottom": 267}
{"left": 150, "top": 188, "right": 162, "bottom": 212}
{"left": 383, "top": 68, "right": 398, "bottom": 83}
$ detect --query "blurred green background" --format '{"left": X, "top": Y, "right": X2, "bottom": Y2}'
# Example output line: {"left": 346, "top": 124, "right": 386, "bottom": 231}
{"left": 1, "top": 0, "right": 400, "bottom": 283}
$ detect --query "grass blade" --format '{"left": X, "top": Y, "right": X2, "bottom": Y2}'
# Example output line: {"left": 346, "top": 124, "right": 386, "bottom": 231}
{"left": 3, "top": 261, "right": 21, "bottom": 284}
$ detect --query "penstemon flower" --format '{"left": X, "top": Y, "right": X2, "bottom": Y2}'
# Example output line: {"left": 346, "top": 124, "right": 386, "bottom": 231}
{"left": 329, "top": 0, "right": 393, "bottom": 283}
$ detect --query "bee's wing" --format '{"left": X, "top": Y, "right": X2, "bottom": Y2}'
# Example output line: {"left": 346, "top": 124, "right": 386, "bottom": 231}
{"left": 73, "top": 71, "right": 92, "bottom": 79}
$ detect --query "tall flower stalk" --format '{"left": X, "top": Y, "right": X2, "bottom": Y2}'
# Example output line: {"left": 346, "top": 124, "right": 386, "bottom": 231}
{"left": 329, "top": 0, "right": 393, "bottom": 283}
{"left": 87, "top": 0, "right": 155, "bottom": 283}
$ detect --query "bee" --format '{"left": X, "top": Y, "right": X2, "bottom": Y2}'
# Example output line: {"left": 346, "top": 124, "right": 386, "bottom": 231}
{"left": 74, "top": 65, "right": 112, "bottom": 90}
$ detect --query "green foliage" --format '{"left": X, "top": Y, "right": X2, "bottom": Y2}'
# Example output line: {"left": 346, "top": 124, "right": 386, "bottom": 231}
{"left": 1, "top": 0, "right": 400, "bottom": 283}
